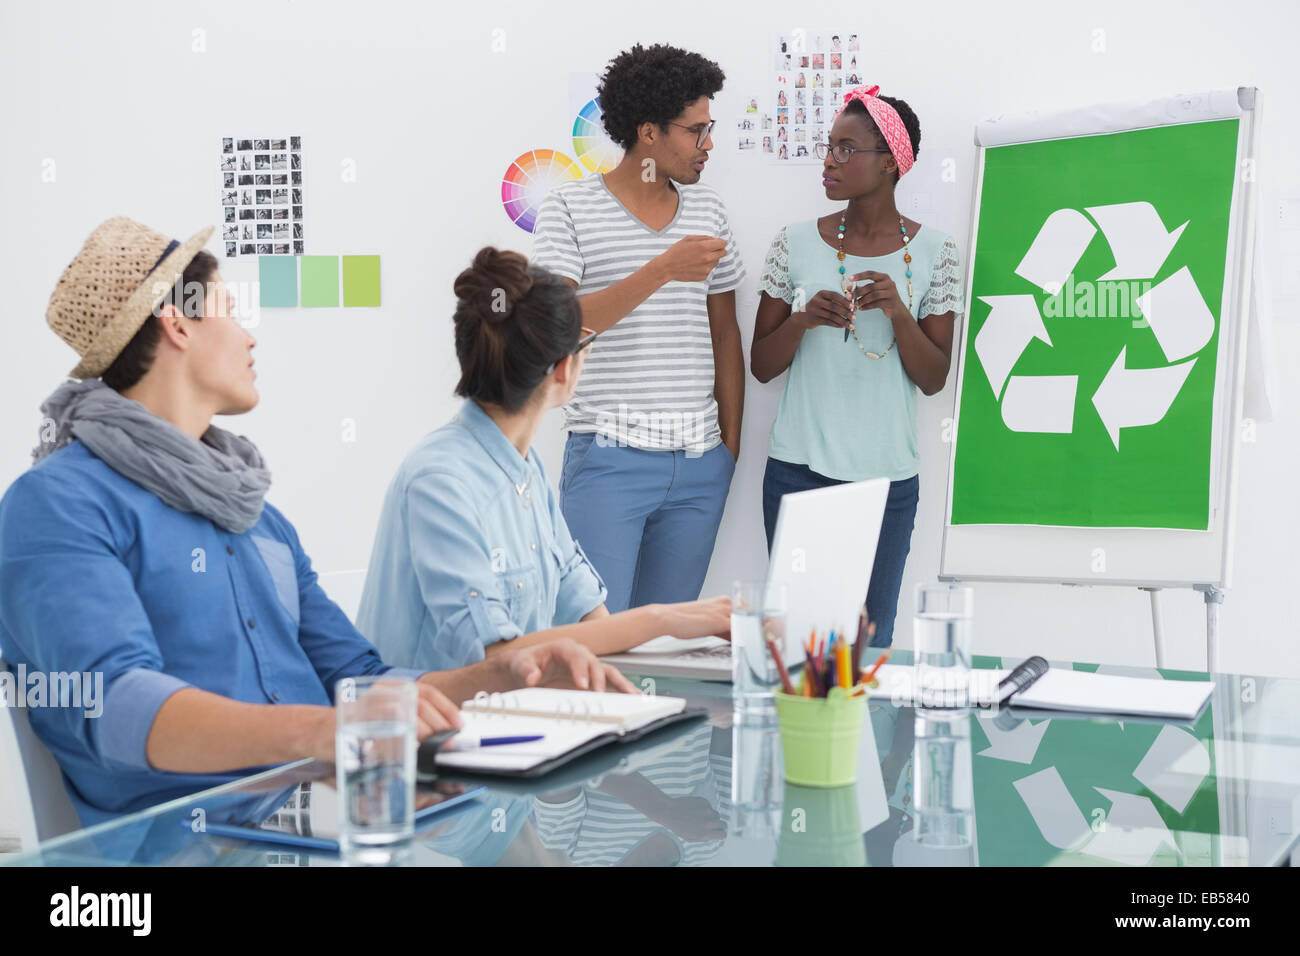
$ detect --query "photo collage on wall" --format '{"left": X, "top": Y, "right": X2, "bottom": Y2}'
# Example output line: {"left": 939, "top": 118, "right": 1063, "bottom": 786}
{"left": 737, "top": 96, "right": 760, "bottom": 151}
{"left": 769, "top": 31, "right": 864, "bottom": 163}
{"left": 218, "top": 137, "right": 305, "bottom": 258}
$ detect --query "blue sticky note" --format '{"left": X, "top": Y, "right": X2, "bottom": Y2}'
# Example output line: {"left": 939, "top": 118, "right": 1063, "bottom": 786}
{"left": 258, "top": 256, "right": 298, "bottom": 307}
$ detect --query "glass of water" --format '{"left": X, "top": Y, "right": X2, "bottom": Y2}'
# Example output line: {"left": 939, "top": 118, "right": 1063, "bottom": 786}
{"left": 335, "top": 674, "right": 417, "bottom": 865}
{"left": 914, "top": 583, "right": 974, "bottom": 711}
{"left": 731, "top": 580, "right": 788, "bottom": 715}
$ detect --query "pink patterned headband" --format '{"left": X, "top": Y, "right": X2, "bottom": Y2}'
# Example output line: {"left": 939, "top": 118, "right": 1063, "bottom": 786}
{"left": 838, "top": 84, "right": 914, "bottom": 178}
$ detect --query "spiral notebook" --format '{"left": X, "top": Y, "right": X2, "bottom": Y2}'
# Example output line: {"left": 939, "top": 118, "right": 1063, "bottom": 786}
{"left": 422, "top": 688, "right": 705, "bottom": 778}
{"left": 872, "top": 664, "right": 1212, "bottom": 720}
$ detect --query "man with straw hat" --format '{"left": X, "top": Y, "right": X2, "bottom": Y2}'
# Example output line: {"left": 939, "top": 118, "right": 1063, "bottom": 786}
{"left": 0, "top": 217, "right": 632, "bottom": 825}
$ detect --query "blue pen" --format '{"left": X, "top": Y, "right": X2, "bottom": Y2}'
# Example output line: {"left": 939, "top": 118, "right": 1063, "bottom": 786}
{"left": 446, "top": 734, "right": 544, "bottom": 752}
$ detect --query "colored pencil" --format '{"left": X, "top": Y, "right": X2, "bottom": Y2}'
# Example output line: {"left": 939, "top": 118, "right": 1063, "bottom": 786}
{"left": 861, "top": 644, "right": 890, "bottom": 684}
{"left": 765, "top": 637, "right": 796, "bottom": 695}
{"left": 803, "top": 647, "right": 822, "bottom": 697}
{"left": 850, "top": 605, "right": 868, "bottom": 679}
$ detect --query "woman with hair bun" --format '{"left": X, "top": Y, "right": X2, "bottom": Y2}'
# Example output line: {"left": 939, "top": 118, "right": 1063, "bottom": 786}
{"left": 357, "top": 247, "right": 731, "bottom": 676}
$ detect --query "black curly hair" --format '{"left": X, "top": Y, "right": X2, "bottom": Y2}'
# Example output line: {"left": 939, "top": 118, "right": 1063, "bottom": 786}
{"left": 842, "top": 94, "right": 921, "bottom": 186}
{"left": 598, "top": 44, "right": 725, "bottom": 151}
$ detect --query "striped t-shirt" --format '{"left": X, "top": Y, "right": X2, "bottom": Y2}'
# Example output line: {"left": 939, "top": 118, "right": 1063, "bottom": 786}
{"left": 532, "top": 174, "right": 746, "bottom": 453}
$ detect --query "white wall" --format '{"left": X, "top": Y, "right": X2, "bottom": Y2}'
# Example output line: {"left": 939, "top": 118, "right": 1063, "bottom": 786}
{"left": 2, "top": 0, "right": 1296, "bottom": 677}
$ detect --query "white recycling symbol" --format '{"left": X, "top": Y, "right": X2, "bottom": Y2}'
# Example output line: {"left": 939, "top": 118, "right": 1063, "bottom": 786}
{"left": 972, "top": 201, "right": 1215, "bottom": 449}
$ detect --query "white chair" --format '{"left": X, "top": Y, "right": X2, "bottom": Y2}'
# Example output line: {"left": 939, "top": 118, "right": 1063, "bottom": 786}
{"left": 0, "top": 661, "right": 82, "bottom": 852}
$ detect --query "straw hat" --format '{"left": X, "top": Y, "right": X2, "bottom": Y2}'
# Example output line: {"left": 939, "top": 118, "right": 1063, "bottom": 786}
{"left": 46, "top": 217, "right": 214, "bottom": 379}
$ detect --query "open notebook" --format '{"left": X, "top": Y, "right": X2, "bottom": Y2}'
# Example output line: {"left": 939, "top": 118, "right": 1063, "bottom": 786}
{"left": 872, "top": 664, "right": 1213, "bottom": 721}
{"left": 425, "top": 688, "right": 705, "bottom": 778}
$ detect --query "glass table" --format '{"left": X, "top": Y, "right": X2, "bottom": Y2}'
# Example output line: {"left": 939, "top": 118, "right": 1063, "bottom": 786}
{"left": 7, "top": 652, "right": 1299, "bottom": 867}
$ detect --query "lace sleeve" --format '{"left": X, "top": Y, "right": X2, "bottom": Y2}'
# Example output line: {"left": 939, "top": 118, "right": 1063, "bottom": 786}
{"left": 758, "top": 227, "right": 794, "bottom": 304}
{"left": 919, "top": 234, "right": 964, "bottom": 319}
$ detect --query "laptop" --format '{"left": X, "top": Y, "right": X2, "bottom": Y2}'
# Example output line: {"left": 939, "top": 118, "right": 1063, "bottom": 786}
{"left": 602, "top": 478, "right": 890, "bottom": 681}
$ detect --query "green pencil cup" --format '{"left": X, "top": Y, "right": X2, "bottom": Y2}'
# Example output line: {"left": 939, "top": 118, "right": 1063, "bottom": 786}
{"left": 773, "top": 686, "right": 867, "bottom": 787}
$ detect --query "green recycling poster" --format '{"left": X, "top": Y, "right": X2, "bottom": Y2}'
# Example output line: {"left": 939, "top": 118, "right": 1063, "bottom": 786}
{"left": 950, "top": 119, "right": 1240, "bottom": 529}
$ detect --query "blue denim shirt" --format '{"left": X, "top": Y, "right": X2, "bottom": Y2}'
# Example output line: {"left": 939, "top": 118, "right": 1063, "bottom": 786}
{"left": 356, "top": 400, "right": 607, "bottom": 671}
{"left": 0, "top": 440, "right": 417, "bottom": 825}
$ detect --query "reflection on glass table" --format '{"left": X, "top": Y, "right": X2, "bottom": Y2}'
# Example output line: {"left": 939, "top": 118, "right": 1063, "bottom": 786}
{"left": 6, "top": 652, "right": 1299, "bottom": 867}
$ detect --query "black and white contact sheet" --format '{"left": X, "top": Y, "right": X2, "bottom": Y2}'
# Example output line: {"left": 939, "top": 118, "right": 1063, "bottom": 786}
{"left": 218, "top": 136, "right": 305, "bottom": 257}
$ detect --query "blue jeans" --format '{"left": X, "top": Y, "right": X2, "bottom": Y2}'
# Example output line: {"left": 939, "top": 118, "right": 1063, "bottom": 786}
{"left": 560, "top": 432, "right": 735, "bottom": 613}
{"left": 761, "top": 457, "right": 919, "bottom": 648}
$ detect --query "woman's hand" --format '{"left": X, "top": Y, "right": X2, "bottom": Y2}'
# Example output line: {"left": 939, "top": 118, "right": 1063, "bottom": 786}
{"left": 790, "top": 290, "right": 855, "bottom": 331}
{"left": 505, "top": 638, "right": 639, "bottom": 694}
{"left": 662, "top": 595, "right": 732, "bottom": 641}
{"left": 846, "top": 270, "right": 913, "bottom": 323}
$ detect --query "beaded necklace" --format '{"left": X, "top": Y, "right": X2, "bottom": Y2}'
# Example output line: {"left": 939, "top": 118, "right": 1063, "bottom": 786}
{"left": 836, "top": 210, "right": 913, "bottom": 359}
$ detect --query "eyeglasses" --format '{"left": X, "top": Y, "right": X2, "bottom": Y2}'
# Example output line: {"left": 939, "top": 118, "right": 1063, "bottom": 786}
{"left": 545, "top": 327, "right": 598, "bottom": 376}
{"left": 669, "top": 119, "right": 716, "bottom": 149}
{"left": 815, "top": 142, "right": 891, "bottom": 164}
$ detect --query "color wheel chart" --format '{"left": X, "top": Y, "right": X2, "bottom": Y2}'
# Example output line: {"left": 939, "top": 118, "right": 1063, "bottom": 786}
{"left": 501, "top": 149, "right": 582, "bottom": 233}
{"left": 571, "top": 97, "right": 622, "bottom": 173}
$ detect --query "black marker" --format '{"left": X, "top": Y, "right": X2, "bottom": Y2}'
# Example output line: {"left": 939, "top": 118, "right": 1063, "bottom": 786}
{"left": 997, "top": 655, "right": 1049, "bottom": 707}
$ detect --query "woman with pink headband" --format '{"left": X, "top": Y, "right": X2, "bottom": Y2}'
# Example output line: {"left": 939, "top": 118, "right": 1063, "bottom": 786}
{"left": 750, "top": 83, "right": 964, "bottom": 648}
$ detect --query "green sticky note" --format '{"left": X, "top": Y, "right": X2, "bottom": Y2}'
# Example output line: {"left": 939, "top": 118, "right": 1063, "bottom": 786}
{"left": 342, "top": 255, "right": 381, "bottom": 307}
{"left": 258, "top": 256, "right": 297, "bottom": 307}
{"left": 300, "top": 255, "right": 339, "bottom": 307}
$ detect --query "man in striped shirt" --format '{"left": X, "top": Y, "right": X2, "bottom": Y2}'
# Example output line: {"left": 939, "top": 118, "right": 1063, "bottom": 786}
{"left": 533, "top": 43, "right": 746, "bottom": 614}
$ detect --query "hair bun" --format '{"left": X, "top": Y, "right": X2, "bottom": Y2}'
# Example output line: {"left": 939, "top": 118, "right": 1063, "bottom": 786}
{"left": 453, "top": 247, "right": 533, "bottom": 325}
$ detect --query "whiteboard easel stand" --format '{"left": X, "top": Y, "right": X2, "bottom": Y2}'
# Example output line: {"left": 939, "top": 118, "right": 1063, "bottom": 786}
{"left": 939, "top": 87, "right": 1262, "bottom": 679}
{"left": 1195, "top": 585, "right": 1226, "bottom": 673}
{"left": 1143, "top": 584, "right": 1225, "bottom": 671}
{"left": 1139, "top": 587, "right": 1166, "bottom": 668}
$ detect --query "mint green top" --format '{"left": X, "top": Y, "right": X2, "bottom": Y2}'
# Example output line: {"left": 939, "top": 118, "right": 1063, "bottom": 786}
{"left": 758, "top": 219, "right": 964, "bottom": 482}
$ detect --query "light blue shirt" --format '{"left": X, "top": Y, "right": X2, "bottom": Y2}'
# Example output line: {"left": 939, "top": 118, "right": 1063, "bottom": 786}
{"left": 0, "top": 441, "right": 416, "bottom": 825}
{"left": 758, "top": 220, "right": 964, "bottom": 482}
{"left": 357, "top": 400, "right": 608, "bottom": 672}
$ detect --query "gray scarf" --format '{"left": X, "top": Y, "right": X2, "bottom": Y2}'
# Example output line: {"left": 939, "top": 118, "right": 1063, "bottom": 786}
{"left": 33, "top": 379, "right": 272, "bottom": 534}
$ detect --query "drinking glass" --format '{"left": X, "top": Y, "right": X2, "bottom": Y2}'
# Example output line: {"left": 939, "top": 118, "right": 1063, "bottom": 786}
{"left": 335, "top": 674, "right": 417, "bottom": 865}
{"left": 731, "top": 580, "right": 789, "bottom": 715}
{"left": 914, "top": 583, "right": 974, "bottom": 711}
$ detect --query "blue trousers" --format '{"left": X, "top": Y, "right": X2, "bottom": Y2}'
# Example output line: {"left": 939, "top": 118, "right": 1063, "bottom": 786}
{"left": 761, "top": 457, "right": 919, "bottom": 648}
{"left": 560, "top": 432, "right": 735, "bottom": 613}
